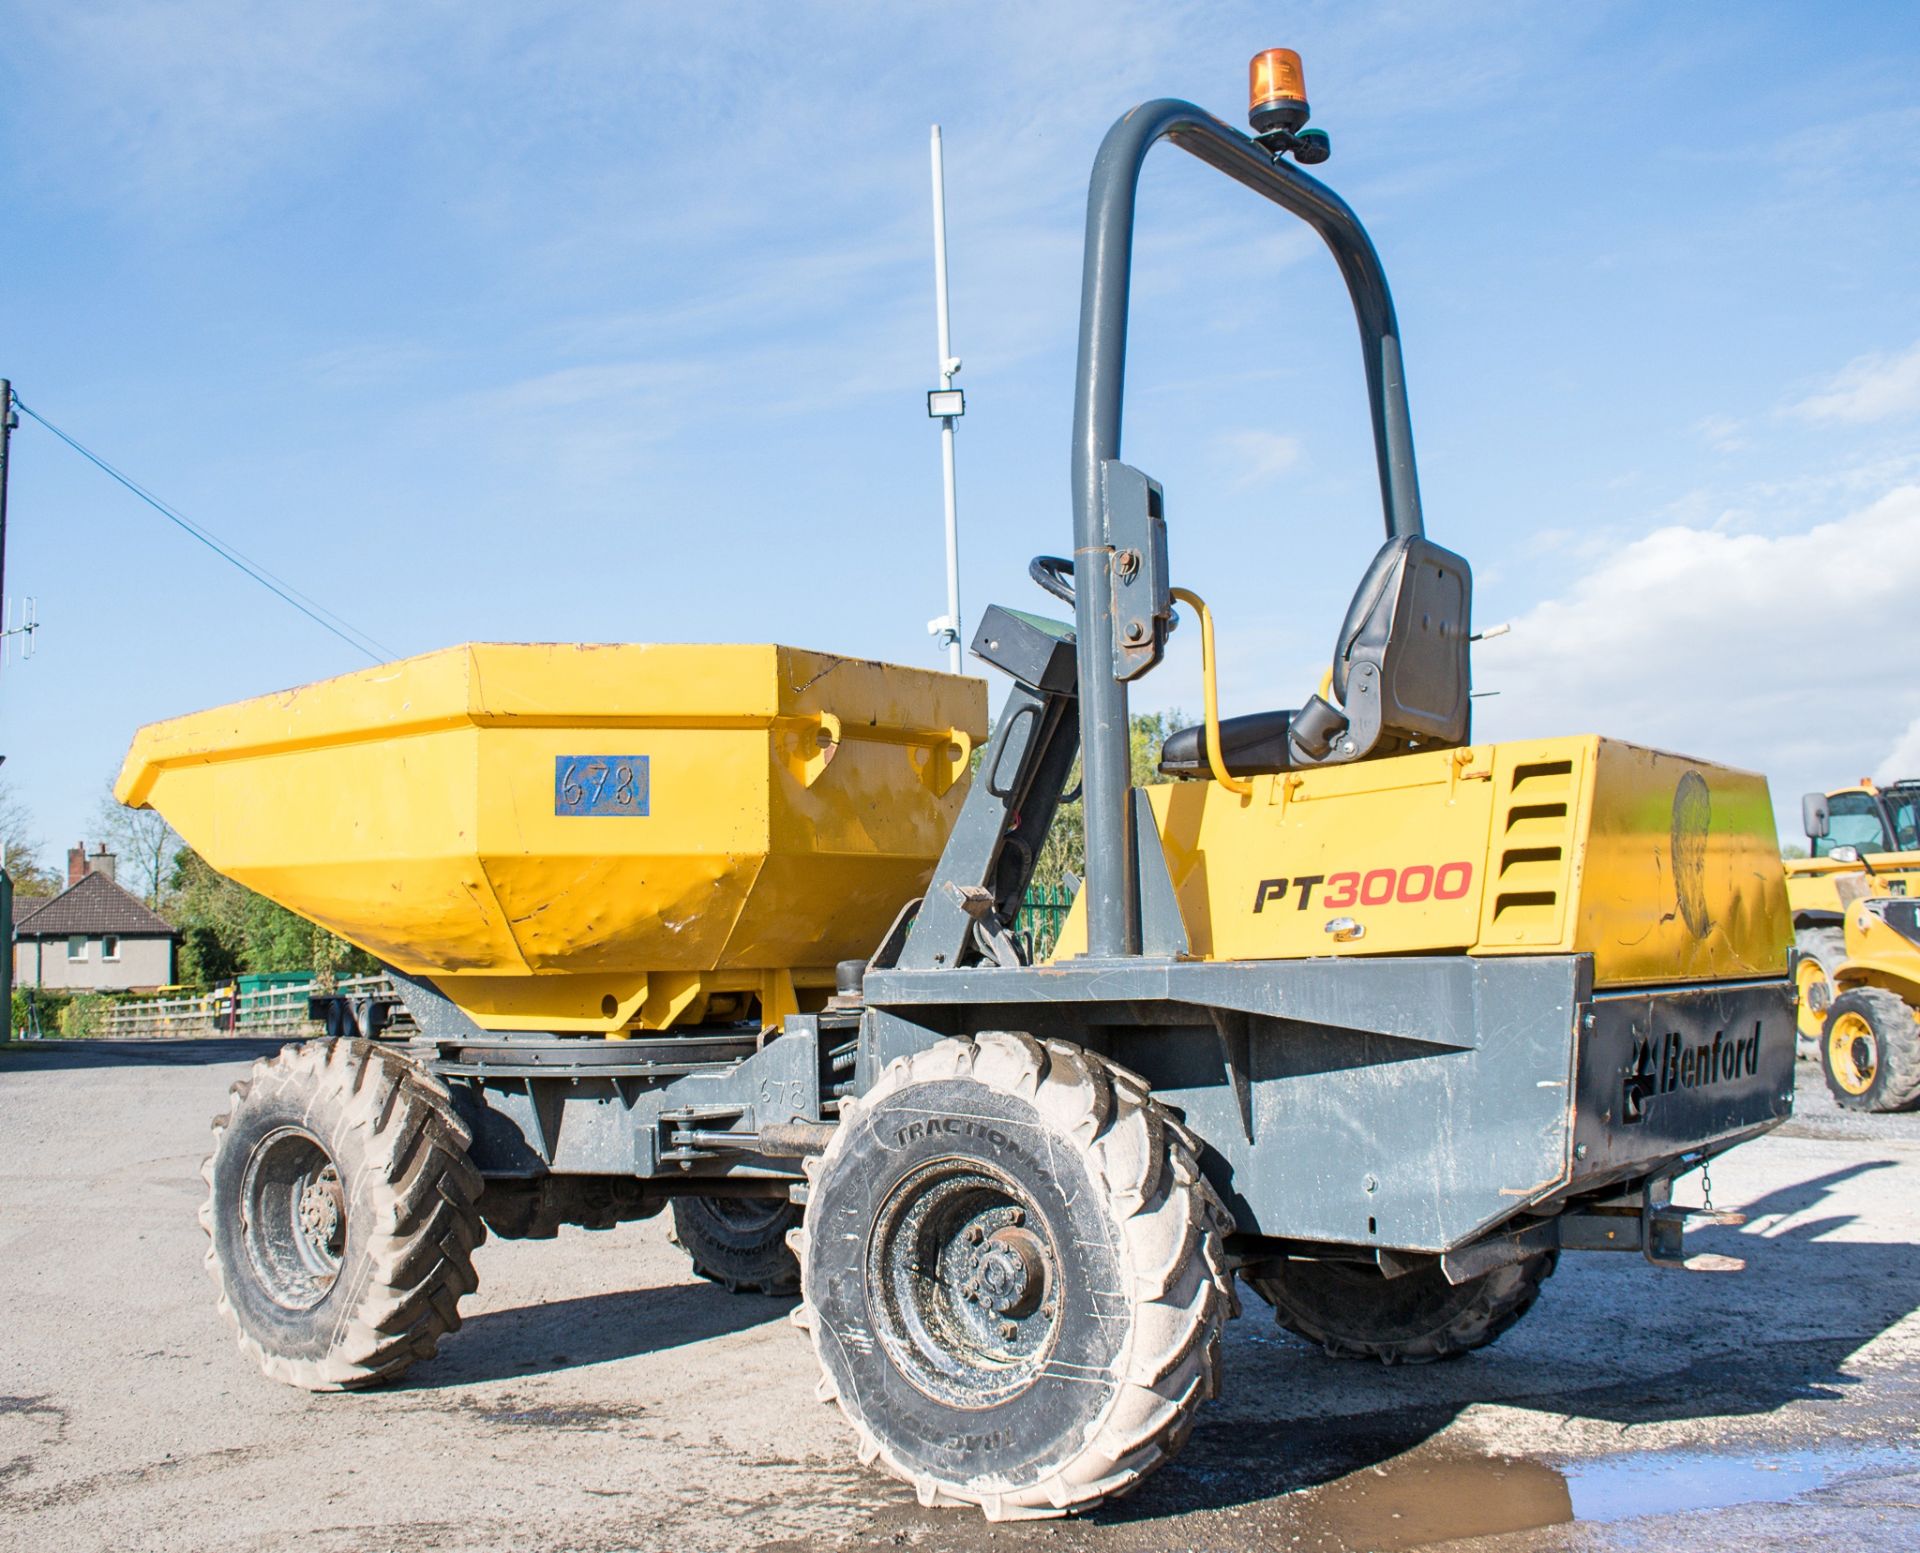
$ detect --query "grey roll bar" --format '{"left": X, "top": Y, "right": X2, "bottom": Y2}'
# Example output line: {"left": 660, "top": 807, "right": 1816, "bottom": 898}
{"left": 1070, "top": 99, "right": 1426, "bottom": 959}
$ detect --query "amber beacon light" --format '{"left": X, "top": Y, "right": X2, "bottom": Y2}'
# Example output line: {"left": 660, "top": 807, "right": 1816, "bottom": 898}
{"left": 1248, "top": 48, "right": 1309, "bottom": 135}
{"left": 1247, "top": 48, "right": 1329, "bottom": 164}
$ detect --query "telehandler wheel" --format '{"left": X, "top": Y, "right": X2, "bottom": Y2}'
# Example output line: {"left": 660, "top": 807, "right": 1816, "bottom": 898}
{"left": 670, "top": 1196, "right": 802, "bottom": 1294}
{"left": 1245, "top": 1251, "right": 1556, "bottom": 1365}
{"left": 792, "top": 1033, "right": 1236, "bottom": 1521}
{"left": 1794, "top": 927, "right": 1847, "bottom": 1057}
{"left": 201, "top": 1039, "right": 485, "bottom": 1391}
{"left": 1821, "top": 989, "right": 1920, "bottom": 1113}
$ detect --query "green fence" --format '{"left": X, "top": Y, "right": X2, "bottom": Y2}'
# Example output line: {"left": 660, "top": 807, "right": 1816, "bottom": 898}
{"left": 63, "top": 894, "right": 1088, "bottom": 1040}
{"left": 1017, "top": 883, "right": 1077, "bottom": 962}
{"left": 97, "top": 973, "right": 395, "bottom": 1039}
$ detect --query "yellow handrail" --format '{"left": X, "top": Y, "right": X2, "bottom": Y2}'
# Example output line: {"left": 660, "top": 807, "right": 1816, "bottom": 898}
{"left": 1169, "top": 586, "right": 1254, "bottom": 798}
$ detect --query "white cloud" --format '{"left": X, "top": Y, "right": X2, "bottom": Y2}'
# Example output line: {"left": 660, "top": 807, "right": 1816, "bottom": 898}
{"left": 1876, "top": 718, "right": 1920, "bottom": 784}
{"left": 1219, "top": 430, "right": 1303, "bottom": 490}
{"left": 1694, "top": 413, "right": 1747, "bottom": 453}
{"left": 1475, "top": 484, "right": 1920, "bottom": 837}
{"left": 1788, "top": 340, "right": 1920, "bottom": 424}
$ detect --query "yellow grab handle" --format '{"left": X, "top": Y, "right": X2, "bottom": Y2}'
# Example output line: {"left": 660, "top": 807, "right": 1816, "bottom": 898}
{"left": 775, "top": 710, "right": 843, "bottom": 787}
{"left": 1169, "top": 586, "right": 1254, "bottom": 798}
{"left": 910, "top": 726, "right": 973, "bottom": 798}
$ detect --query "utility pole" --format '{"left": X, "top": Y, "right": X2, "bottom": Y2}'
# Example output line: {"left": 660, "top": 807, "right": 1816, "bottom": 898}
{"left": 0, "top": 380, "right": 12, "bottom": 626}
{"left": 0, "top": 379, "right": 14, "bottom": 1035}
{"left": 925, "top": 127, "right": 965, "bottom": 673}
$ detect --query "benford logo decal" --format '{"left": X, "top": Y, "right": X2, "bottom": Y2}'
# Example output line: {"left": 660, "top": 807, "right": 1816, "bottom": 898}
{"left": 1625, "top": 1023, "right": 1763, "bottom": 1120}
{"left": 1253, "top": 862, "right": 1474, "bottom": 913}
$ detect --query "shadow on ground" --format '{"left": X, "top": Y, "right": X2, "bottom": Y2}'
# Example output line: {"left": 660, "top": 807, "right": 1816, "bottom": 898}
{"left": 772, "top": 1161, "right": 1920, "bottom": 1552}
{"left": 411, "top": 1282, "right": 797, "bottom": 1387}
{"left": 1102, "top": 1163, "right": 1918, "bottom": 1521}
{"left": 0, "top": 1038, "right": 288, "bottom": 1071}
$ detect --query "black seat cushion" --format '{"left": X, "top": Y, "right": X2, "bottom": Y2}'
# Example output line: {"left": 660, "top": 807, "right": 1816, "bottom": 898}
{"left": 1158, "top": 709, "right": 1299, "bottom": 779}
{"left": 1159, "top": 533, "right": 1472, "bottom": 783}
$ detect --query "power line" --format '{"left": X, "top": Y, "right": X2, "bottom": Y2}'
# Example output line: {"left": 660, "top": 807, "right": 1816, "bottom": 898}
{"left": 10, "top": 395, "right": 395, "bottom": 662}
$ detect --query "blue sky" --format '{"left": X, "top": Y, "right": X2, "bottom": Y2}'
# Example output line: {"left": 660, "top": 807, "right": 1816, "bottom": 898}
{"left": 2, "top": 1, "right": 1918, "bottom": 863}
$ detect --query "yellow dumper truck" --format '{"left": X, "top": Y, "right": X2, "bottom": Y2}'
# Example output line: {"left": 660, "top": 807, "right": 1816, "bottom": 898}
{"left": 118, "top": 52, "right": 1797, "bottom": 1519}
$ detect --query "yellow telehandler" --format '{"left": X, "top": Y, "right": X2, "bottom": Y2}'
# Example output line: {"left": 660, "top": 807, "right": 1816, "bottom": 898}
{"left": 1791, "top": 840, "right": 1920, "bottom": 1111}
{"left": 1787, "top": 780, "right": 1920, "bottom": 1048}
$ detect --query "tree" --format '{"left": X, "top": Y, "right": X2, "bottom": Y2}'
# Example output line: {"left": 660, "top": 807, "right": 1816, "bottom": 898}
{"left": 1031, "top": 710, "right": 1183, "bottom": 892}
{"left": 0, "top": 777, "right": 60, "bottom": 901}
{"left": 167, "top": 848, "right": 377, "bottom": 987}
{"left": 94, "top": 784, "right": 182, "bottom": 909}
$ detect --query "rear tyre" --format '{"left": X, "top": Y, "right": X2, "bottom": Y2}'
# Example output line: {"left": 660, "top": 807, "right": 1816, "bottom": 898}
{"left": 670, "top": 1196, "right": 802, "bottom": 1294}
{"left": 202, "top": 1039, "right": 485, "bottom": 1390}
{"left": 1821, "top": 988, "right": 1920, "bottom": 1112}
{"left": 1794, "top": 927, "right": 1847, "bottom": 1057}
{"left": 793, "top": 1033, "right": 1236, "bottom": 1520}
{"left": 1245, "top": 1251, "right": 1556, "bottom": 1364}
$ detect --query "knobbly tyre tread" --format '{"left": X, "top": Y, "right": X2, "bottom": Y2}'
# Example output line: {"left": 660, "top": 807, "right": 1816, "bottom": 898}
{"left": 1245, "top": 1250, "right": 1556, "bottom": 1365}
{"left": 201, "top": 1038, "right": 485, "bottom": 1390}
{"left": 789, "top": 1032, "right": 1237, "bottom": 1520}
{"left": 668, "top": 1196, "right": 803, "bottom": 1294}
{"left": 1823, "top": 987, "right": 1920, "bottom": 1112}
{"left": 1794, "top": 926, "right": 1847, "bottom": 1052}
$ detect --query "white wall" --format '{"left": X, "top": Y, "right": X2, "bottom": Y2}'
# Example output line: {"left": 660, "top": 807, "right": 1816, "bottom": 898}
{"left": 14, "top": 936, "right": 175, "bottom": 992}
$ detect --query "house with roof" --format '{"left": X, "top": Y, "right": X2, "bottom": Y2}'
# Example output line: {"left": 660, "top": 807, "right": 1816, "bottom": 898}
{"left": 13, "top": 844, "right": 180, "bottom": 993}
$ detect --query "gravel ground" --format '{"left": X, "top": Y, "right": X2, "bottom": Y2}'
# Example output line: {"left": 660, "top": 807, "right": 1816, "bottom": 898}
{"left": 1, "top": 1038, "right": 1915, "bottom": 1553}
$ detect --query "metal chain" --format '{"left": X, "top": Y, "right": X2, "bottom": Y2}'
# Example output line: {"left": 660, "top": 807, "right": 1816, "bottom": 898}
{"left": 1700, "top": 1159, "right": 1716, "bottom": 1215}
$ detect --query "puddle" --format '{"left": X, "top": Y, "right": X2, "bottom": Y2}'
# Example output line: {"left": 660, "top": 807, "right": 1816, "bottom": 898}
{"left": 1282, "top": 1435, "right": 1912, "bottom": 1543}
{"left": 1565, "top": 1443, "right": 1914, "bottom": 1524}
{"left": 1284, "top": 1440, "right": 1916, "bottom": 1551}
{"left": 830, "top": 1436, "right": 1917, "bottom": 1552}
{"left": 1282, "top": 1450, "right": 1573, "bottom": 1551}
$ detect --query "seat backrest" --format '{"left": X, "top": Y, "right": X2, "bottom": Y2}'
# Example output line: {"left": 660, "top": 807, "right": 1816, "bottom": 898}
{"left": 1329, "top": 533, "right": 1472, "bottom": 752}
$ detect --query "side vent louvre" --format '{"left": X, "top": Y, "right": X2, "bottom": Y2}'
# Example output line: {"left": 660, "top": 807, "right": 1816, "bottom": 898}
{"left": 1487, "top": 755, "right": 1581, "bottom": 939}
{"left": 1511, "top": 759, "right": 1573, "bottom": 788}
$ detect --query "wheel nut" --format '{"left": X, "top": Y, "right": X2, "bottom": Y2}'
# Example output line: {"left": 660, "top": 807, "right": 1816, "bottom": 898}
{"left": 965, "top": 1224, "right": 985, "bottom": 1244}
{"left": 1006, "top": 1208, "right": 1024, "bottom": 1227}
{"left": 999, "top": 1320, "right": 1018, "bottom": 1341}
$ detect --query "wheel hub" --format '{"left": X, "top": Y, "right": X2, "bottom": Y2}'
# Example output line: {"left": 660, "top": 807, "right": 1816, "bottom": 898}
{"left": 297, "top": 1167, "right": 345, "bottom": 1255}
{"left": 1797, "top": 958, "right": 1831, "bottom": 1016}
{"left": 241, "top": 1127, "right": 347, "bottom": 1311}
{"left": 868, "top": 1160, "right": 1063, "bottom": 1407}
{"left": 1829, "top": 1010, "right": 1879, "bottom": 1095}
{"left": 971, "top": 1226, "right": 1047, "bottom": 1318}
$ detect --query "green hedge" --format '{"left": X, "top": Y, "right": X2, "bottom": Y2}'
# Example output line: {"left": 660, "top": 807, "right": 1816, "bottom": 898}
{"left": 7, "top": 987, "right": 127, "bottom": 1040}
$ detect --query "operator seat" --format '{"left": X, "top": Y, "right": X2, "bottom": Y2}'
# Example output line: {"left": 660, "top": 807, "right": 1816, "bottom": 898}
{"left": 1159, "top": 533, "right": 1472, "bottom": 778}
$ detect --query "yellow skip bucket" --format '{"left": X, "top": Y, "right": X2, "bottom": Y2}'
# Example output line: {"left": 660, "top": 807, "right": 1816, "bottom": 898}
{"left": 116, "top": 643, "right": 986, "bottom": 1034}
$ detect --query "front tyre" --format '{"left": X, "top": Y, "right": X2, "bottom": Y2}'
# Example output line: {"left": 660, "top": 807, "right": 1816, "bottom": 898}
{"left": 202, "top": 1039, "right": 485, "bottom": 1390}
{"left": 793, "top": 1033, "right": 1236, "bottom": 1520}
{"left": 1821, "top": 988, "right": 1920, "bottom": 1112}
{"left": 1245, "top": 1252, "right": 1556, "bottom": 1364}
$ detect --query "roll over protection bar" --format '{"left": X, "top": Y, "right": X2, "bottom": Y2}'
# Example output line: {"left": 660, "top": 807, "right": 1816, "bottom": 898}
{"left": 1069, "top": 98, "right": 1427, "bottom": 959}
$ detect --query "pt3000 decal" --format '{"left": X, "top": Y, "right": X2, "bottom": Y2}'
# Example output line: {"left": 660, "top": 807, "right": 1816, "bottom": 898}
{"left": 1252, "top": 862, "right": 1473, "bottom": 914}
